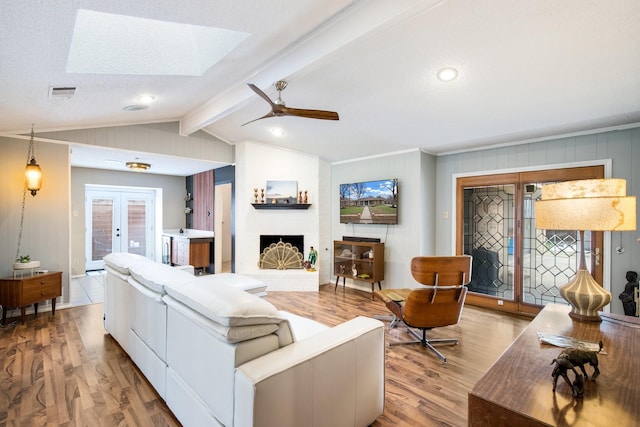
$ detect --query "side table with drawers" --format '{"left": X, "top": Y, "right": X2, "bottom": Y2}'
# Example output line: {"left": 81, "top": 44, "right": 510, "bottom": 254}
{"left": 0, "top": 271, "right": 62, "bottom": 324}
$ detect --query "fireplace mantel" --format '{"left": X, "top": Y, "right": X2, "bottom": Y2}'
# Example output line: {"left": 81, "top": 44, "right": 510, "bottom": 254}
{"left": 252, "top": 203, "right": 311, "bottom": 210}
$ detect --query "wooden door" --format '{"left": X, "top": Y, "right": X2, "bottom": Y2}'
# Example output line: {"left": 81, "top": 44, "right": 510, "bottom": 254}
{"left": 193, "top": 169, "right": 214, "bottom": 231}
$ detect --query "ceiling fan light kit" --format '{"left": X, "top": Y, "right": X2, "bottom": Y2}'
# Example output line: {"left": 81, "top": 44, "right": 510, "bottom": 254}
{"left": 243, "top": 81, "right": 339, "bottom": 126}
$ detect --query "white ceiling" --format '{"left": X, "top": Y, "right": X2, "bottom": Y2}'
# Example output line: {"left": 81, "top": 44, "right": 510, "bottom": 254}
{"left": 1, "top": 0, "right": 639, "bottom": 176}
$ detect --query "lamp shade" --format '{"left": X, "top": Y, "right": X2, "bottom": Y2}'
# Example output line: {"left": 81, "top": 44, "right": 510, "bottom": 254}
{"left": 25, "top": 158, "right": 42, "bottom": 196}
{"left": 536, "top": 179, "right": 636, "bottom": 231}
{"left": 535, "top": 178, "right": 636, "bottom": 322}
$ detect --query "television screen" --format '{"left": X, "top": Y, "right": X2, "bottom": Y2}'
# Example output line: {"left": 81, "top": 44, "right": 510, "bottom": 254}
{"left": 339, "top": 178, "right": 398, "bottom": 224}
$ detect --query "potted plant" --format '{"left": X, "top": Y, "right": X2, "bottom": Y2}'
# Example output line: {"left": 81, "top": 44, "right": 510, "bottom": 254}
{"left": 13, "top": 255, "right": 40, "bottom": 270}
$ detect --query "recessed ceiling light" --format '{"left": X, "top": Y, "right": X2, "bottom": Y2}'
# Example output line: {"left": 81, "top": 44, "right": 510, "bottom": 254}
{"left": 123, "top": 104, "right": 148, "bottom": 111}
{"left": 271, "top": 127, "right": 285, "bottom": 137}
{"left": 437, "top": 67, "right": 458, "bottom": 82}
{"left": 137, "top": 95, "right": 156, "bottom": 104}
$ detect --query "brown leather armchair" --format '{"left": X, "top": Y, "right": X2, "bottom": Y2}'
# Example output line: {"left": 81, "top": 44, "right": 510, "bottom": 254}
{"left": 374, "top": 256, "right": 471, "bottom": 363}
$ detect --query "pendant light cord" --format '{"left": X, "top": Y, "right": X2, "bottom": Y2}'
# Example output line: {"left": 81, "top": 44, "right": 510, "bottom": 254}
{"left": 14, "top": 188, "right": 27, "bottom": 262}
{"left": 15, "top": 125, "right": 35, "bottom": 262}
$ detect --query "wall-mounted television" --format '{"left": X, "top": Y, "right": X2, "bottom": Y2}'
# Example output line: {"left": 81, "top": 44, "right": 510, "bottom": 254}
{"left": 339, "top": 178, "right": 398, "bottom": 224}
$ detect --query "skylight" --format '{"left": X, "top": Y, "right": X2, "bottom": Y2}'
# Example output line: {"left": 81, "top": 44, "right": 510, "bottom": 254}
{"left": 67, "top": 10, "right": 250, "bottom": 76}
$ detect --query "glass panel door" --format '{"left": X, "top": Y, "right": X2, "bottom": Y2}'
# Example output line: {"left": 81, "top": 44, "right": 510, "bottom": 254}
{"left": 126, "top": 198, "right": 149, "bottom": 257}
{"left": 463, "top": 184, "right": 515, "bottom": 300}
{"left": 86, "top": 196, "right": 118, "bottom": 270}
{"left": 522, "top": 183, "right": 596, "bottom": 306}
{"left": 85, "top": 188, "right": 155, "bottom": 270}
{"left": 457, "top": 166, "right": 604, "bottom": 316}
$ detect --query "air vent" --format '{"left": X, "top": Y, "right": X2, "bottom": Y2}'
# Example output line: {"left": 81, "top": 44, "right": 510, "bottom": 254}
{"left": 49, "top": 86, "right": 77, "bottom": 98}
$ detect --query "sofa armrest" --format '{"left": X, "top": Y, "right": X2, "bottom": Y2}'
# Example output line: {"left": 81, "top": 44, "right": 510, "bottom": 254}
{"left": 234, "top": 316, "right": 385, "bottom": 427}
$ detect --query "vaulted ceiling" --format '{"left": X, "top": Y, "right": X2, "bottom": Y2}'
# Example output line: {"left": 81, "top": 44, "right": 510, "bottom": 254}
{"left": 1, "top": 0, "right": 639, "bottom": 174}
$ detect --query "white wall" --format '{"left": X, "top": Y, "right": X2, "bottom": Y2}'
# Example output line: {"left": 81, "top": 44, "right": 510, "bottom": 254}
{"left": 435, "top": 128, "right": 640, "bottom": 315}
{"left": 234, "top": 141, "right": 324, "bottom": 290}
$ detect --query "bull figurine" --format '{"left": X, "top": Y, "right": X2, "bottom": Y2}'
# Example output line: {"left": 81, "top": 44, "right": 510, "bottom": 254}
{"left": 557, "top": 341, "right": 603, "bottom": 381}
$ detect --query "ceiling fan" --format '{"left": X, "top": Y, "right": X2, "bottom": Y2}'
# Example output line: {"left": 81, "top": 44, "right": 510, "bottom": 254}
{"left": 242, "top": 80, "right": 339, "bottom": 126}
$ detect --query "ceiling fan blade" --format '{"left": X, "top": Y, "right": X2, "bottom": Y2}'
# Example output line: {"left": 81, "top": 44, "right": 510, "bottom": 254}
{"left": 247, "top": 83, "right": 276, "bottom": 108}
{"left": 244, "top": 81, "right": 339, "bottom": 124}
{"left": 241, "top": 111, "right": 277, "bottom": 126}
{"left": 280, "top": 106, "right": 340, "bottom": 121}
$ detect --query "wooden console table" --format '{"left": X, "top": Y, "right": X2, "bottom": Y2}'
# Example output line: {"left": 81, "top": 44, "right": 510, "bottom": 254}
{"left": 468, "top": 303, "right": 640, "bottom": 426}
{"left": 0, "top": 271, "right": 62, "bottom": 324}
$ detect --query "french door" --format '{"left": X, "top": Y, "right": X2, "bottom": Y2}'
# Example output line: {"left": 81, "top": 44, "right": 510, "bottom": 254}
{"left": 456, "top": 166, "right": 604, "bottom": 315}
{"left": 85, "top": 187, "right": 155, "bottom": 270}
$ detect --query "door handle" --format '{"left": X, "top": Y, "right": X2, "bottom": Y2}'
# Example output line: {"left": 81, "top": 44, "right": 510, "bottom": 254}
{"left": 595, "top": 248, "right": 600, "bottom": 266}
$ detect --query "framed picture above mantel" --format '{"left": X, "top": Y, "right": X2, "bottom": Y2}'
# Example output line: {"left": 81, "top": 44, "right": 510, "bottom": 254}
{"left": 266, "top": 180, "right": 298, "bottom": 204}
{"left": 252, "top": 180, "right": 310, "bottom": 207}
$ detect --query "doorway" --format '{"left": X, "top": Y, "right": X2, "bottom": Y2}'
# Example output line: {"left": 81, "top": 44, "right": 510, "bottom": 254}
{"left": 214, "top": 183, "right": 232, "bottom": 273}
{"left": 456, "top": 165, "right": 605, "bottom": 316}
{"left": 213, "top": 165, "right": 235, "bottom": 273}
{"left": 85, "top": 186, "right": 156, "bottom": 271}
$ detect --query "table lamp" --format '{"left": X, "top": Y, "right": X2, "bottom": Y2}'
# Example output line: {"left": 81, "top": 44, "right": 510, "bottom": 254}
{"left": 535, "top": 179, "right": 636, "bottom": 322}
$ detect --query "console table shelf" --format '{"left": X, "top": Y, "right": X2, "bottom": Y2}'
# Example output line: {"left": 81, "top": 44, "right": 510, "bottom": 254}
{"left": 251, "top": 203, "right": 311, "bottom": 210}
{"left": 468, "top": 303, "right": 640, "bottom": 426}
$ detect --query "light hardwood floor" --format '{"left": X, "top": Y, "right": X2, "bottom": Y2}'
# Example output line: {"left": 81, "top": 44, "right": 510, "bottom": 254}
{"left": 0, "top": 285, "right": 531, "bottom": 426}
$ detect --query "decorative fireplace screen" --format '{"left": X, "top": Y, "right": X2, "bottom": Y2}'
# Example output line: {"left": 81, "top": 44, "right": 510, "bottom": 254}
{"left": 258, "top": 235, "right": 304, "bottom": 270}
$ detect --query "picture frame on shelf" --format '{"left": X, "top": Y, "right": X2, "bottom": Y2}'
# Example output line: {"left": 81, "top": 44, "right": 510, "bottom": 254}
{"left": 266, "top": 180, "right": 298, "bottom": 204}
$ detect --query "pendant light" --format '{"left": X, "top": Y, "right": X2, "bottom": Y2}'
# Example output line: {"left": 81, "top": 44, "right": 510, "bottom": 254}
{"left": 25, "top": 125, "right": 42, "bottom": 196}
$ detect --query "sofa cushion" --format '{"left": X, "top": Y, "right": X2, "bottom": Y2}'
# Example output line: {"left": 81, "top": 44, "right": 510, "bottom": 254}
{"left": 128, "top": 261, "right": 194, "bottom": 294}
{"left": 103, "top": 252, "right": 149, "bottom": 274}
{"left": 164, "top": 280, "right": 283, "bottom": 326}
{"left": 208, "top": 323, "right": 280, "bottom": 343}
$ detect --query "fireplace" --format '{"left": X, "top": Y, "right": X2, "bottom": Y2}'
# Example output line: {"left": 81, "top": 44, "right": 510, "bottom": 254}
{"left": 259, "top": 235, "right": 304, "bottom": 269}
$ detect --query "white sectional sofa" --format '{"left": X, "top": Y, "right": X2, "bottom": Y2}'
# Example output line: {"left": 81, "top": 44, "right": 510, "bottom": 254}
{"left": 103, "top": 253, "right": 385, "bottom": 427}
